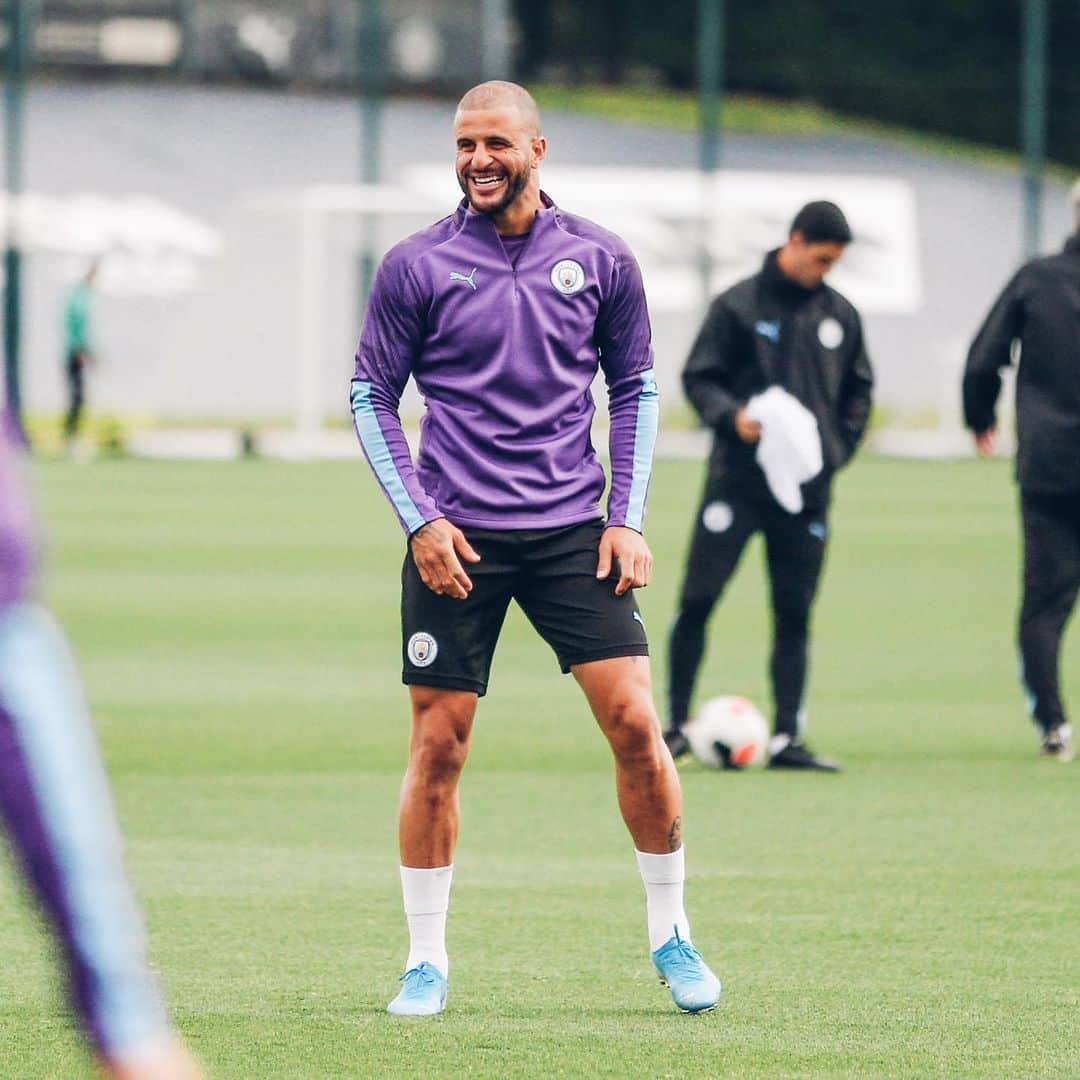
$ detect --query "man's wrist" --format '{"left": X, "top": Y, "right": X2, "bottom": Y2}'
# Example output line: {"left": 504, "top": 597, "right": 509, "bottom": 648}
{"left": 717, "top": 403, "right": 742, "bottom": 437}
{"left": 408, "top": 516, "right": 443, "bottom": 542}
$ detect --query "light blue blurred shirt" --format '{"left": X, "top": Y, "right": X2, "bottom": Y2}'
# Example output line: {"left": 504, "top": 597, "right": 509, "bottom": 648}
{"left": 63, "top": 282, "right": 91, "bottom": 353}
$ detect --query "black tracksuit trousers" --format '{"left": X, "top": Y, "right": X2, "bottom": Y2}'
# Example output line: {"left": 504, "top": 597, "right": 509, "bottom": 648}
{"left": 668, "top": 477, "right": 829, "bottom": 738}
{"left": 64, "top": 351, "right": 86, "bottom": 441}
{"left": 1019, "top": 490, "right": 1080, "bottom": 734}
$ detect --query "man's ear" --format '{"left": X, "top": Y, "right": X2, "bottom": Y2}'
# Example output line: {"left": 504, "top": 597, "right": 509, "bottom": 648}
{"left": 531, "top": 136, "right": 547, "bottom": 169}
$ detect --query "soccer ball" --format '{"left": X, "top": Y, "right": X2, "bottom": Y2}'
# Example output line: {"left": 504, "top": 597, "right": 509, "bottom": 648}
{"left": 685, "top": 696, "right": 769, "bottom": 769}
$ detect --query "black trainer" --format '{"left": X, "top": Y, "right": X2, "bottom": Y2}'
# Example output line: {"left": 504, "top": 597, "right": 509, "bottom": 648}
{"left": 1040, "top": 724, "right": 1074, "bottom": 762}
{"left": 767, "top": 736, "right": 841, "bottom": 772}
{"left": 663, "top": 727, "right": 691, "bottom": 762}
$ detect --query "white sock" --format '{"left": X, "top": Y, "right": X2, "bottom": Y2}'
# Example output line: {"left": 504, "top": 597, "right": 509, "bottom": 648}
{"left": 636, "top": 848, "right": 691, "bottom": 952}
{"left": 400, "top": 865, "right": 453, "bottom": 976}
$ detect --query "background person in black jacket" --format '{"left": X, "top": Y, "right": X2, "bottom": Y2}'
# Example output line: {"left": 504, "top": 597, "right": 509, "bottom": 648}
{"left": 962, "top": 179, "right": 1080, "bottom": 763}
{"left": 665, "top": 201, "right": 874, "bottom": 771}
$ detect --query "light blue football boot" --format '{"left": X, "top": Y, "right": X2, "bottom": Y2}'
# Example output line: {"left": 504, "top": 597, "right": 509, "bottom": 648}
{"left": 651, "top": 928, "right": 722, "bottom": 1013}
{"left": 386, "top": 961, "right": 448, "bottom": 1016}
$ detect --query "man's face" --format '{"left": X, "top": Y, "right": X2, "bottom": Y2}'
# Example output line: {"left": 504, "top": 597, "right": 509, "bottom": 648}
{"left": 782, "top": 234, "right": 847, "bottom": 289}
{"left": 454, "top": 106, "right": 544, "bottom": 219}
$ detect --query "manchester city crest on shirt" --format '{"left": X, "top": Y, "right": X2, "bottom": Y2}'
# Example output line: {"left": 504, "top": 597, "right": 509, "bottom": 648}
{"left": 702, "top": 501, "right": 734, "bottom": 533}
{"left": 817, "top": 317, "right": 844, "bottom": 349}
{"left": 407, "top": 632, "right": 438, "bottom": 667}
{"left": 550, "top": 259, "right": 586, "bottom": 295}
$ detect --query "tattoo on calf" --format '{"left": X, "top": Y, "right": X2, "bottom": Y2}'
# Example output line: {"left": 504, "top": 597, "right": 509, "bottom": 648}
{"left": 668, "top": 816, "right": 682, "bottom": 852}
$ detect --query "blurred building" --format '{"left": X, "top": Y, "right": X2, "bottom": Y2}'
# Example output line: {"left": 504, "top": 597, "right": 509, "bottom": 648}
{"left": 2, "top": 1, "right": 512, "bottom": 91}
{"left": 0, "top": 1, "right": 1074, "bottom": 452}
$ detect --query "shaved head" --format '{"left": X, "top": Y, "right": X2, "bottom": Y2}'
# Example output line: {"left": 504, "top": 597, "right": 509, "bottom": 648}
{"left": 455, "top": 81, "right": 542, "bottom": 136}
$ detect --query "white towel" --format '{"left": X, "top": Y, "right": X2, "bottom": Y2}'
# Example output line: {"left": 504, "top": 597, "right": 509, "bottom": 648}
{"left": 745, "top": 387, "right": 823, "bottom": 513}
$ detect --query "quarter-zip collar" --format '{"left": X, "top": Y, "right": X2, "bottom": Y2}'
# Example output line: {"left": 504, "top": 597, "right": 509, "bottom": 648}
{"left": 761, "top": 247, "right": 819, "bottom": 303}
{"left": 456, "top": 191, "right": 560, "bottom": 246}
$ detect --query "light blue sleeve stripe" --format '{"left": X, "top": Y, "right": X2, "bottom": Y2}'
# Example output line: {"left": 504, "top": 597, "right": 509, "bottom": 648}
{"left": 625, "top": 369, "right": 659, "bottom": 532}
{"left": 350, "top": 379, "right": 427, "bottom": 535}
{"left": 0, "top": 604, "right": 168, "bottom": 1054}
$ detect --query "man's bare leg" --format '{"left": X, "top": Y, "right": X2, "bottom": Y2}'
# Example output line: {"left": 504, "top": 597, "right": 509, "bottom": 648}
{"left": 399, "top": 686, "right": 477, "bottom": 867}
{"left": 573, "top": 655, "right": 682, "bottom": 854}
{"left": 574, "top": 655, "right": 721, "bottom": 1012}
{"left": 389, "top": 686, "right": 476, "bottom": 1015}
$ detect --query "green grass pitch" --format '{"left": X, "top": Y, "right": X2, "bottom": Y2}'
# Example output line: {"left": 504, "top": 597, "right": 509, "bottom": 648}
{"left": 0, "top": 455, "right": 1076, "bottom": 1078}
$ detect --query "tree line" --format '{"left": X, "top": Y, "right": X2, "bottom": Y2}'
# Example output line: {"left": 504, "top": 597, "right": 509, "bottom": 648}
{"left": 513, "top": 1, "right": 1080, "bottom": 167}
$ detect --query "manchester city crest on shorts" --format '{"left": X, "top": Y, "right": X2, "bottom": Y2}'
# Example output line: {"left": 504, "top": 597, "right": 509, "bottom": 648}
{"left": 407, "top": 632, "right": 438, "bottom": 667}
{"left": 817, "top": 317, "right": 844, "bottom": 349}
{"left": 550, "top": 259, "right": 586, "bottom": 295}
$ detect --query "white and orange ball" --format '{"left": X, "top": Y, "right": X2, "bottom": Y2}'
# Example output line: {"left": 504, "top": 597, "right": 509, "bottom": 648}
{"left": 685, "top": 696, "right": 769, "bottom": 769}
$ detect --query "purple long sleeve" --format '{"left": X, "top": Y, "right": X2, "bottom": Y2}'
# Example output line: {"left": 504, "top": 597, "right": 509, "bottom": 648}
{"left": 0, "top": 419, "right": 170, "bottom": 1059}
{"left": 351, "top": 250, "right": 442, "bottom": 535}
{"left": 0, "top": 415, "right": 35, "bottom": 608}
{"left": 598, "top": 250, "right": 659, "bottom": 532}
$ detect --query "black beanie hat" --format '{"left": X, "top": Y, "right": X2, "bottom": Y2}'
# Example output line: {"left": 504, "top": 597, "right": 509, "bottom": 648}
{"left": 790, "top": 201, "right": 853, "bottom": 244}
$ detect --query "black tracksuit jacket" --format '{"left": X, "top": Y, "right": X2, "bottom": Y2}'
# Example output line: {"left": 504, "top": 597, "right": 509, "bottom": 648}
{"left": 963, "top": 233, "right": 1080, "bottom": 494}
{"left": 682, "top": 249, "right": 874, "bottom": 509}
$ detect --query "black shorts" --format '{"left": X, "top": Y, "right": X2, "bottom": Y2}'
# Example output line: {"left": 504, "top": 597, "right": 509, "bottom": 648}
{"left": 401, "top": 520, "right": 649, "bottom": 696}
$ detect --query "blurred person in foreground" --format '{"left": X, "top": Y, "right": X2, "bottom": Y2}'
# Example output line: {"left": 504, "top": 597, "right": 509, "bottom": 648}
{"left": 350, "top": 81, "right": 720, "bottom": 1017}
{"left": 962, "top": 178, "right": 1080, "bottom": 763}
{"left": 0, "top": 415, "right": 201, "bottom": 1078}
{"left": 62, "top": 261, "right": 98, "bottom": 454}
{"left": 664, "top": 202, "right": 874, "bottom": 772}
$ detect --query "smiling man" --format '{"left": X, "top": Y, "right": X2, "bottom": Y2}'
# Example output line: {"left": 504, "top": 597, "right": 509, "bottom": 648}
{"left": 350, "top": 81, "right": 720, "bottom": 1017}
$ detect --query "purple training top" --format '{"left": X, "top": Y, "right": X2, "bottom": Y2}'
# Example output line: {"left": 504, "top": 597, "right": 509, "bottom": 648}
{"left": 0, "top": 417, "right": 169, "bottom": 1058}
{"left": 0, "top": 414, "right": 35, "bottom": 607}
{"left": 351, "top": 194, "right": 659, "bottom": 535}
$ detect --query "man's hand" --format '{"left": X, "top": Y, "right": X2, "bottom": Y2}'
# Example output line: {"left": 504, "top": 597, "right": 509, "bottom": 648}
{"left": 596, "top": 526, "right": 653, "bottom": 596}
{"left": 734, "top": 407, "right": 762, "bottom": 444}
{"left": 974, "top": 427, "right": 996, "bottom": 457}
{"left": 410, "top": 518, "right": 481, "bottom": 599}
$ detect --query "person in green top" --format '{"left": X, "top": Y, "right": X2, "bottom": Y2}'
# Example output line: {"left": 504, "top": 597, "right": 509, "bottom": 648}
{"left": 62, "top": 261, "right": 98, "bottom": 446}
